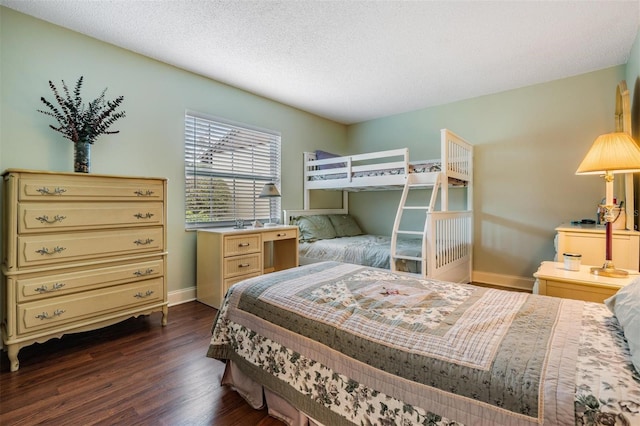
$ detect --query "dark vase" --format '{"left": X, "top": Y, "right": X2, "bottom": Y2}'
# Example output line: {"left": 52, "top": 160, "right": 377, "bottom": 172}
{"left": 74, "top": 140, "right": 91, "bottom": 173}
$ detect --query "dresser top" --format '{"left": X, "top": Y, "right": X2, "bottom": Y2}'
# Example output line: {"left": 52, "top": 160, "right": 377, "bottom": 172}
{"left": 534, "top": 261, "right": 638, "bottom": 288}
{"left": 197, "top": 225, "right": 298, "bottom": 236}
{"left": 556, "top": 222, "right": 640, "bottom": 235}
{"left": 3, "top": 168, "right": 167, "bottom": 181}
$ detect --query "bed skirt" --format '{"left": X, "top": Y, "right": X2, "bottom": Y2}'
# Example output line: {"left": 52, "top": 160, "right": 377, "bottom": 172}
{"left": 222, "top": 360, "right": 324, "bottom": 426}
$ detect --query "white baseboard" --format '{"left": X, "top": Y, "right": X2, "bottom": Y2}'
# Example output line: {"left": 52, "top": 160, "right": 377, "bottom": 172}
{"left": 168, "top": 286, "right": 197, "bottom": 306}
{"left": 472, "top": 270, "right": 535, "bottom": 292}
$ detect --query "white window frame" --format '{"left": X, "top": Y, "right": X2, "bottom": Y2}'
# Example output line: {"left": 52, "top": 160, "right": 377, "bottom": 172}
{"left": 185, "top": 111, "right": 281, "bottom": 229}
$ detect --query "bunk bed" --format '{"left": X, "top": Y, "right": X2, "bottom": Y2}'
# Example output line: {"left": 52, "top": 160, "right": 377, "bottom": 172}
{"left": 285, "top": 129, "right": 473, "bottom": 283}
{"left": 208, "top": 262, "right": 640, "bottom": 426}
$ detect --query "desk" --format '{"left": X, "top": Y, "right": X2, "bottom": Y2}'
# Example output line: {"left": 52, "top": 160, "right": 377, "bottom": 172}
{"left": 533, "top": 261, "right": 636, "bottom": 303}
{"left": 196, "top": 225, "right": 299, "bottom": 308}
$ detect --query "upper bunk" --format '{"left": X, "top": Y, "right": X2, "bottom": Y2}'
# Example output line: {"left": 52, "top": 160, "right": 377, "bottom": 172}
{"left": 303, "top": 128, "right": 473, "bottom": 192}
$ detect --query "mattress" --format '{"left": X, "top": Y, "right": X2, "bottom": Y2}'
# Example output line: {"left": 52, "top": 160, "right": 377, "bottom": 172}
{"left": 298, "top": 234, "right": 422, "bottom": 273}
{"left": 208, "top": 262, "right": 640, "bottom": 425}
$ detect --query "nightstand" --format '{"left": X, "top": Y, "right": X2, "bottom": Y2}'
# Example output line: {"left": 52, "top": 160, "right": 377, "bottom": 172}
{"left": 533, "top": 261, "right": 637, "bottom": 303}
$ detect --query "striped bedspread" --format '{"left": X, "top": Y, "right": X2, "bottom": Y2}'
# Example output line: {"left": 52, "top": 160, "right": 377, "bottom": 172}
{"left": 208, "top": 262, "right": 640, "bottom": 425}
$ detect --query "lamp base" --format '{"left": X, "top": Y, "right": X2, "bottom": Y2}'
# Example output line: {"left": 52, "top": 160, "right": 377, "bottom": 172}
{"left": 590, "top": 260, "right": 629, "bottom": 278}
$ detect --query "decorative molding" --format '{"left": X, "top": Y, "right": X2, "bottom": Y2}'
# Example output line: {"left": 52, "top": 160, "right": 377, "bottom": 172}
{"left": 472, "top": 270, "right": 535, "bottom": 292}
{"left": 168, "top": 287, "right": 197, "bottom": 306}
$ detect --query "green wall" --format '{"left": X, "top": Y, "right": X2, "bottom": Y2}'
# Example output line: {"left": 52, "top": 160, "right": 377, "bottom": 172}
{"left": 0, "top": 8, "right": 348, "bottom": 295}
{"left": 346, "top": 64, "right": 632, "bottom": 283}
{"left": 1, "top": 7, "right": 637, "bottom": 291}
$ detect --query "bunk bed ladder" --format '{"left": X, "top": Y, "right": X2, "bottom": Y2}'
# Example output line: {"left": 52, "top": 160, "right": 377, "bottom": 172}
{"left": 390, "top": 173, "right": 441, "bottom": 277}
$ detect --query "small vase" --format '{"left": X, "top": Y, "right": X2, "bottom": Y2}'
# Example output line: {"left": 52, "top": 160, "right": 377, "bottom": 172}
{"left": 74, "top": 140, "right": 91, "bottom": 173}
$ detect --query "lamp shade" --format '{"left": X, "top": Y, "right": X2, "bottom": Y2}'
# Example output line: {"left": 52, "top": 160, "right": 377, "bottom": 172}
{"left": 259, "top": 183, "right": 281, "bottom": 198}
{"left": 576, "top": 132, "right": 640, "bottom": 175}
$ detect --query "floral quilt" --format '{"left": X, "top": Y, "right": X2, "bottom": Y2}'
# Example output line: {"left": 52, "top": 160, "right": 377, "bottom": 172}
{"left": 208, "top": 262, "right": 640, "bottom": 426}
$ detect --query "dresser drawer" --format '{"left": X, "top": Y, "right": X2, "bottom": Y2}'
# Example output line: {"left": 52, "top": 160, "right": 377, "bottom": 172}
{"left": 224, "top": 273, "right": 261, "bottom": 293}
{"left": 263, "top": 228, "right": 297, "bottom": 242}
{"left": 17, "top": 278, "right": 164, "bottom": 334}
{"left": 18, "top": 174, "right": 164, "bottom": 202}
{"left": 15, "top": 258, "right": 165, "bottom": 302}
{"left": 18, "top": 227, "right": 164, "bottom": 268}
{"left": 19, "top": 202, "right": 165, "bottom": 233}
{"left": 223, "top": 234, "right": 261, "bottom": 256}
{"left": 223, "top": 253, "right": 262, "bottom": 278}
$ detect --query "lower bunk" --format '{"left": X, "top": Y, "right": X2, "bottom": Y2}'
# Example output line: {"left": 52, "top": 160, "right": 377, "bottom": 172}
{"left": 284, "top": 208, "right": 472, "bottom": 283}
{"left": 207, "top": 262, "right": 640, "bottom": 426}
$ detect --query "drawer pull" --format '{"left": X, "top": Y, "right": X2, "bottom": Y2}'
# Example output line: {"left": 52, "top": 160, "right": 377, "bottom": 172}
{"left": 239, "top": 263, "right": 250, "bottom": 268}
{"left": 134, "top": 290, "right": 155, "bottom": 298}
{"left": 36, "top": 309, "right": 66, "bottom": 320}
{"left": 134, "top": 212, "right": 155, "bottom": 219}
{"left": 36, "top": 246, "right": 66, "bottom": 255}
{"left": 35, "top": 214, "right": 67, "bottom": 224}
{"left": 36, "top": 187, "right": 67, "bottom": 195}
{"left": 34, "top": 283, "right": 66, "bottom": 293}
{"left": 238, "top": 243, "right": 250, "bottom": 247}
{"left": 134, "top": 238, "right": 154, "bottom": 246}
{"left": 134, "top": 189, "right": 155, "bottom": 197}
{"left": 134, "top": 268, "right": 155, "bottom": 277}
{"left": 277, "top": 233, "right": 287, "bottom": 237}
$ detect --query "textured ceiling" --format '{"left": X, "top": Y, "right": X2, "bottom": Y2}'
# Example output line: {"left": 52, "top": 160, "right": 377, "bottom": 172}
{"left": 2, "top": 0, "right": 639, "bottom": 124}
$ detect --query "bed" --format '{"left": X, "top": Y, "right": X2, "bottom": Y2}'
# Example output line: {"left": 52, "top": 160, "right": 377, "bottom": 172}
{"left": 291, "top": 129, "right": 473, "bottom": 283}
{"left": 208, "top": 261, "right": 640, "bottom": 426}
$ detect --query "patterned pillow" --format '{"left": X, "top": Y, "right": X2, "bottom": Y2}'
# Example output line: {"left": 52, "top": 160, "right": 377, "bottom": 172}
{"left": 292, "top": 215, "right": 337, "bottom": 242}
{"left": 328, "top": 214, "right": 363, "bottom": 237}
{"left": 605, "top": 277, "right": 640, "bottom": 373}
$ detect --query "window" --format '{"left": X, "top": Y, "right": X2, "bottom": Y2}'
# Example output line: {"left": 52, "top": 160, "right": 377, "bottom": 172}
{"left": 185, "top": 111, "right": 281, "bottom": 229}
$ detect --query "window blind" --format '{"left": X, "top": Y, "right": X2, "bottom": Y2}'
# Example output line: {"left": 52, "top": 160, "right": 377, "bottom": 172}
{"left": 185, "top": 111, "right": 281, "bottom": 229}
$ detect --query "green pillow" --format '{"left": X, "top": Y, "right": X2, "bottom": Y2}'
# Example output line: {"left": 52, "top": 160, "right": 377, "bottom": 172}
{"left": 605, "top": 277, "right": 640, "bottom": 374}
{"left": 292, "top": 215, "right": 337, "bottom": 242}
{"left": 328, "top": 214, "right": 363, "bottom": 237}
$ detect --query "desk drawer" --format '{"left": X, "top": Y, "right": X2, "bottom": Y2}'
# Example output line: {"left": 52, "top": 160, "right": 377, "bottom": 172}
{"left": 18, "top": 278, "right": 164, "bottom": 334}
{"left": 18, "top": 227, "right": 164, "bottom": 268}
{"left": 19, "top": 202, "right": 164, "bottom": 233}
{"left": 15, "top": 258, "right": 164, "bottom": 302}
{"left": 223, "top": 253, "right": 262, "bottom": 278}
{"left": 18, "top": 174, "right": 164, "bottom": 202}
{"left": 224, "top": 234, "right": 261, "bottom": 256}
{"left": 263, "top": 229, "right": 297, "bottom": 242}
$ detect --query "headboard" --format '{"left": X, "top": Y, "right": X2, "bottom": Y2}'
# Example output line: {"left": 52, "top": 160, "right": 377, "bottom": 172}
{"left": 283, "top": 208, "right": 348, "bottom": 225}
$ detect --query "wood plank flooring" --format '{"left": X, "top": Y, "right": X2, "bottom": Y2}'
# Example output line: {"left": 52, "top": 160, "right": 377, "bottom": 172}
{"left": 0, "top": 301, "right": 284, "bottom": 426}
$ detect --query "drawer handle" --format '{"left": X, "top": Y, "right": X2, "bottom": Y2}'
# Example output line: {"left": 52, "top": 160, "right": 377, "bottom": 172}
{"left": 34, "top": 283, "right": 66, "bottom": 293}
{"left": 134, "top": 290, "right": 154, "bottom": 298}
{"left": 36, "top": 309, "right": 66, "bottom": 320}
{"left": 134, "top": 238, "right": 154, "bottom": 246}
{"left": 133, "top": 268, "right": 154, "bottom": 277}
{"left": 36, "top": 187, "right": 67, "bottom": 196}
{"left": 277, "top": 233, "right": 287, "bottom": 237}
{"left": 36, "top": 214, "right": 67, "bottom": 224}
{"left": 238, "top": 243, "right": 250, "bottom": 247}
{"left": 134, "top": 212, "right": 155, "bottom": 219}
{"left": 238, "top": 263, "right": 250, "bottom": 268}
{"left": 134, "top": 189, "right": 155, "bottom": 197}
{"left": 36, "top": 246, "right": 66, "bottom": 255}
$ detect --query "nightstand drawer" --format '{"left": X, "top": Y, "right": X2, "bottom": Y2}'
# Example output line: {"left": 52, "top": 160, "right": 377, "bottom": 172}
{"left": 223, "top": 234, "right": 261, "bottom": 256}
{"left": 224, "top": 273, "right": 261, "bottom": 293}
{"left": 543, "top": 279, "right": 619, "bottom": 303}
{"left": 223, "top": 253, "right": 262, "bottom": 278}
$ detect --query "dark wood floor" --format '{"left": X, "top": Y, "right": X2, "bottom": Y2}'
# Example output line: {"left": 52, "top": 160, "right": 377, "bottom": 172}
{"left": 0, "top": 301, "right": 284, "bottom": 426}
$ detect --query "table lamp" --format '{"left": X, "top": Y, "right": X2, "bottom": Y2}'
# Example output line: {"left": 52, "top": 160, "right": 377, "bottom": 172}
{"left": 576, "top": 132, "right": 640, "bottom": 277}
{"left": 259, "top": 183, "right": 281, "bottom": 227}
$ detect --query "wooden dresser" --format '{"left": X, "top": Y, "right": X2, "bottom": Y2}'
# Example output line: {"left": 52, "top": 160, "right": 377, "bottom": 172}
{"left": 197, "top": 225, "right": 298, "bottom": 308}
{"left": 1, "top": 169, "right": 168, "bottom": 371}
